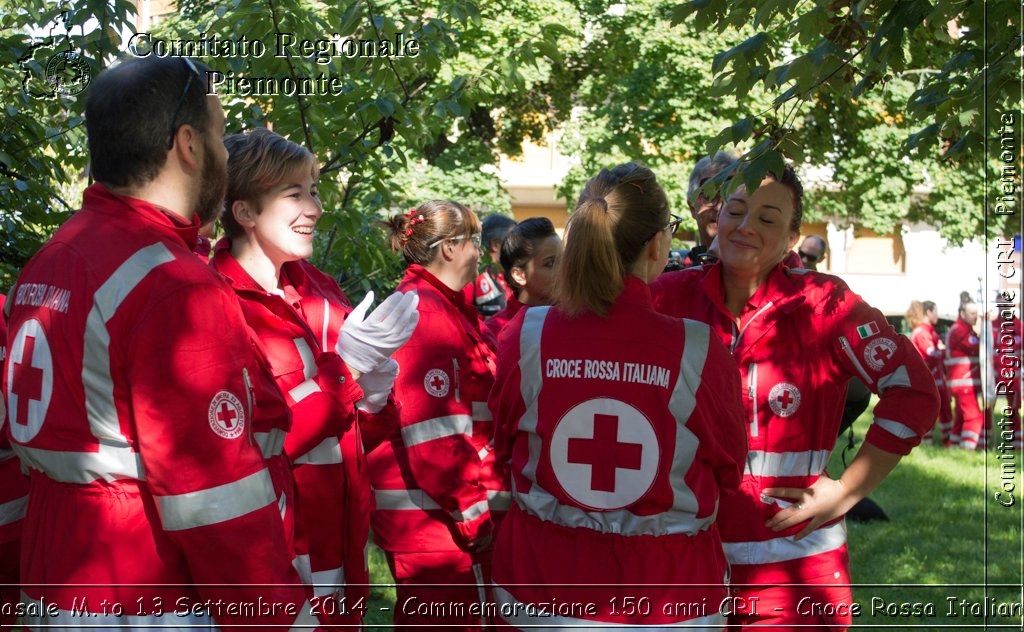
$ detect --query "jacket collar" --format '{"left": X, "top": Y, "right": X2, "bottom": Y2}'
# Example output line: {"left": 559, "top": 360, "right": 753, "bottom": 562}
{"left": 619, "top": 275, "right": 654, "bottom": 309}
{"left": 407, "top": 264, "right": 481, "bottom": 330}
{"left": 83, "top": 182, "right": 200, "bottom": 250}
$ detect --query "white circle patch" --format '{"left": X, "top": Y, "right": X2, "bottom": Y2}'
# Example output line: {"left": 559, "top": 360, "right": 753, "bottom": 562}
{"left": 208, "top": 391, "right": 245, "bottom": 439}
{"left": 6, "top": 319, "right": 54, "bottom": 443}
{"left": 768, "top": 382, "right": 802, "bottom": 417}
{"left": 424, "top": 369, "right": 450, "bottom": 398}
{"left": 863, "top": 337, "right": 898, "bottom": 371}
{"left": 548, "top": 397, "right": 660, "bottom": 511}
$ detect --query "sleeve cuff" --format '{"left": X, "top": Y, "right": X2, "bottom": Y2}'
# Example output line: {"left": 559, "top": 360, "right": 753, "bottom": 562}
{"left": 315, "top": 352, "right": 364, "bottom": 407}
{"left": 865, "top": 422, "right": 918, "bottom": 456}
{"left": 358, "top": 399, "right": 401, "bottom": 454}
{"left": 453, "top": 503, "right": 493, "bottom": 545}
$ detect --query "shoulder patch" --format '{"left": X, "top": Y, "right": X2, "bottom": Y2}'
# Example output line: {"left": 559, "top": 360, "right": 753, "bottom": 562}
{"left": 863, "top": 337, "right": 898, "bottom": 371}
{"left": 209, "top": 391, "right": 246, "bottom": 439}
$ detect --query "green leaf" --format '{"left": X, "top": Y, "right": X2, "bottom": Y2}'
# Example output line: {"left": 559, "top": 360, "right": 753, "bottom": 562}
{"left": 711, "top": 32, "right": 769, "bottom": 75}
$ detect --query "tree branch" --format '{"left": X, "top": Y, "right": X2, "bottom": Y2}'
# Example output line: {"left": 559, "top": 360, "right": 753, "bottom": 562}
{"left": 266, "top": 0, "right": 315, "bottom": 153}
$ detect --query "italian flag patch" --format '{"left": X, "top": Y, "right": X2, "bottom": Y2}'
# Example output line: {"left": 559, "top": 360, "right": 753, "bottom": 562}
{"left": 856, "top": 322, "right": 880, "bottom": 339}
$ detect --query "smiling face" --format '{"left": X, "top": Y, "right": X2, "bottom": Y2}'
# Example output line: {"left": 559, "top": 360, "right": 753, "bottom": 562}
{"left": 245, "top": 162, "right": 322, "bottom": 268}
{"left": 717, "top": 177, "right": 800, "bottom": 282}
{"left": 690, "top": 181, "right": 722, "bottom": 246}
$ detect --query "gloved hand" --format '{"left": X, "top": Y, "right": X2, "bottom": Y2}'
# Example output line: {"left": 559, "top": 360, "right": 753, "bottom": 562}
{"left": 356, "top": 359, "right": 399, "bottom": 413}
{"left": 337, "top": 291, "right": 419, "bottom": 373}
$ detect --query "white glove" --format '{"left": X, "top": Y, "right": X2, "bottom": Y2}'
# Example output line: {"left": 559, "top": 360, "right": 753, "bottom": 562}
{"left": 356, "top": 359, "right": 399, "bottom": 413}
{"left": 337, "top": 291, "right": 420, "bottom": 373}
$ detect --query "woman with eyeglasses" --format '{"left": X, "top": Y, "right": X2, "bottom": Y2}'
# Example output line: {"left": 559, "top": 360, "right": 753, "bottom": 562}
{"left": 488, "top": 163, "right": 747, "bottom": 629}
{"left": 484, "top": 217, "right": 562, "bottom": 339}
{"left": 650, "top": 166, "right": 939, "bottom": 631}
{"left": 371, "top": 201, "right": 509, "bottom": 630}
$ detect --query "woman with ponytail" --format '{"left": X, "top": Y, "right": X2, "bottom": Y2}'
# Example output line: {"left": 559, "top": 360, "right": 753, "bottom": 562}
{"left": 488, "top": 163, "right": 747, "bottom": 629}
{"left": 371, "top": 201, "right": 509, "bottom": 630}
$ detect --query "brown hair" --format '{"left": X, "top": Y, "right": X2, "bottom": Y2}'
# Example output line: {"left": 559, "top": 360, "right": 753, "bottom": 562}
{"left": 906, "top": 300, "right": 925, "bottom": 330}
{"left": 557, "top": 163, "right": 669, "bottom": 317}
{"left": 381, "top": 200, "right": 481, "bottom": 265}
{"left": 761, "top": 165, "right": 804, "bottom": 233}
{"left": 221, "top": 128, "right": 319, "bottom": 239}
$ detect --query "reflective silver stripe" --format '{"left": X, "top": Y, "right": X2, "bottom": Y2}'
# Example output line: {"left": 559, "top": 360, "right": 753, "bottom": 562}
{"left": 744, "top": 450, "right": 831, "bottom": 478}
{"left": 374, "top": 488, "right": 441, "bottom": 511}
{"left": 12, "top": 443, "right": 143, "bottom": 483}
{"left": 949, "top": 378, "right": 981, "bottom": 387}
{"left": 401, "top": 414, "right": 472, "bottom": 447}
{"left": 452, "top": 498, "right": 489, "bottom": 522}
{"left": 321, "top": 298, "right": 331, "bottom": 351}
{"left": 494, "top": 585, "right": 724, "bottom": 629}
{"left": 83, "top": 243, "right": 175, "bottom": 447}
{"left": 877, "top": 366, "right": 911, "bottom": 393}
{"left": 873, "top": 417, "right": 918, "bottom": 440}
{"left": 156, "top": 469, "right": 276, "bottom": 531}
{"left": 472, "top": 400, "right": 492, "bottom": 421}
{"left": 0, "top": 448, "right": 15, "bottom": 460}
{"left": 293, "top": 553, "right": 312, "bottom": 585}
{"left": 944, "top": 357, "right": 978, "bottom": 365}
{"left": 293, "top": 436, "right": 342, "bottom": 465}
{"left": 0, "top": 495, "right": 27, "bottom": 526}
{"left": 254, "top": 428, "right": 286, "bottom": 458}
{"left": 478, "top": 445, "right": 490, "bottom": 460}
{"left": 20, "top": 591, "right": 215, "bottom": 629}
{"left": 488, "top": 489, "right": 512, "bottom": 511}
{"left": 289, "top": 600, "right": 318, "bottom": 631}
{"left": 516, "top": 483, "right": 711, "bottom": 537}
{"left": 961, "top": 430, "right": 980, "bottom": 443}
{"left": 293, "top": 338, "right": 317, "bottom": 380}
{"left": 723, "top": 520, "right": 847, "bottom": 565}
{"left": 311, "top": 565, "right": 345, "bottom": 598}
{"left": 518, "top": 306, "right": 549, "bottom": 483}
{"left": 665, "top": 319, "right": 710, "bottom": 528}
{"left": 288, "top": 377, "right": 321, "bottom": 403}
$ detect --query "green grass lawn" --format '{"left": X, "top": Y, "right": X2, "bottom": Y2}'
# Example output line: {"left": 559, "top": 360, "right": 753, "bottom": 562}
{"left": 362, "top": 397, "right": 1024, "bottom": 629}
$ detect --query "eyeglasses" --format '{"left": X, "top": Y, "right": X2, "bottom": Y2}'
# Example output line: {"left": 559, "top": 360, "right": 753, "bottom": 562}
{"left": 798, "top": 250, "right": 821, "bottom": 263}
{"left": 167, "top": 57, "right": 201, "bottom": 150}
{"left": 428, "top": 232, "right": 482, "bottom": 249}
{"left": 644, "top": 214, "right": 683, "bottom": 244}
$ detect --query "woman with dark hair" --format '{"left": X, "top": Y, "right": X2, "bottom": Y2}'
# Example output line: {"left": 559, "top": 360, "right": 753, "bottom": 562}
{"left": 489, "top": 163, "right": 746, "bottom": 629}
{"left": 485, "top": 217, "right": 562, "bottom": 338}
{"left": 651, "top": 167, "right": 939, "bottom": 631}
{"left": 372, "top": 201, "right": 509, "bottom": 630}
{"left": 909, "top": 300, "right": 952, "bottom": 444}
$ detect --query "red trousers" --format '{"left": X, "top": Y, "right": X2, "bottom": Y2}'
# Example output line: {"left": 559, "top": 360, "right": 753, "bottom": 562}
{"left": 923, "top": 383, "right": 953, "bottom": 445}
{"left": 728, "top": 565, "right": 853, "bottom": 631}
{"left": 952, "top": 386, "right": 986, "bottom": 449}
{"left": 387, "top": 550, "right": 492, "bottom": 630}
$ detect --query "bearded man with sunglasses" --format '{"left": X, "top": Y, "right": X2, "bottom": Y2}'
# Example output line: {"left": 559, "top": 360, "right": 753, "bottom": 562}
{"left": 2, "top": 56, "right": 315, "bottom": 630}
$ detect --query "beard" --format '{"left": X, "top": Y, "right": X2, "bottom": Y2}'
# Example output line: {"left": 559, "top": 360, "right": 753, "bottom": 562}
{"left": 193, "top": 133, "right": 228, "bottom": 226}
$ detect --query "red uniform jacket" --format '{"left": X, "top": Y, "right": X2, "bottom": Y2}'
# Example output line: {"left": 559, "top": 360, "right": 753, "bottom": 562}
{"left": 911, "top": 323, "right": 947, "bottom": 389}
{"left": 368, "top": 264, "right": 509, "bottom": 553}
{"left": 0, "top": 295, "right": 29, "bottom": 545}
{"left": 212, "top": 240, "right": 399, "bottom": 615}
{"left": 484, "top": 294, "right": 523, "bottom": 340}
{"left": 2, "top": 184, "right": 312, "bottom": 629}
{"left": 488, "top": 276, "right": 746, "bottom": 626}
{"left": 946, "top": 318, "right": 980, "bottom": 392}
{"left": 651, "top": 263, "right": 938, "bottom": 584}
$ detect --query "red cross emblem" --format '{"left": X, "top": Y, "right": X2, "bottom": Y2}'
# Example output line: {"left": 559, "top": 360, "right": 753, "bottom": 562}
{"left": 768, "top": 382, "right": 801, "bottom": 417}
{"left": 549, "top": 398, "right": 659, "bottom": 510}
{"left": 567, "top": 413, "right": 643, "bottom": 492}
{"left": 424, "top": 369, "right": 450, "bottom": 398}
{"left": 863, "top": 338, "right": 898, "bottom": 371}
{"left": 208, "top": 391, "right": 245, "bottom": 439}
{"left": 6, "top": 319, "right": 53, "bottom": 443}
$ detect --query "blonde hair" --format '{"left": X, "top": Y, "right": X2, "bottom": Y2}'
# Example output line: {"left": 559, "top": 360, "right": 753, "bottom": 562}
{"left": 381, "top": 200, "right": 481, "bottom": 265}
{"left": 222, "top": 128, "right": 319, "bottom": 238}
{"left": 906, "top": 300, "right": 925, "bottom": 330}
{"left": 557, "top": 163, "right": 669, "bottom": 317}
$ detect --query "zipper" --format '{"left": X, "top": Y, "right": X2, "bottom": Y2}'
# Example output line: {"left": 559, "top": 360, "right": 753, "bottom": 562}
{"left": 242, "top": 367, "right": 255, "bottom": 446}
{"left": 732, "top": 301, "right": 775, "bottom": 352}
{"left": 839, "top": 335, "right": 873, "bottom": 385}
{"left": 453, "top": 357, "right": 461, "bottom": 403}
{"left": 748, "top": 362, "right": 759, "bottom": 438}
